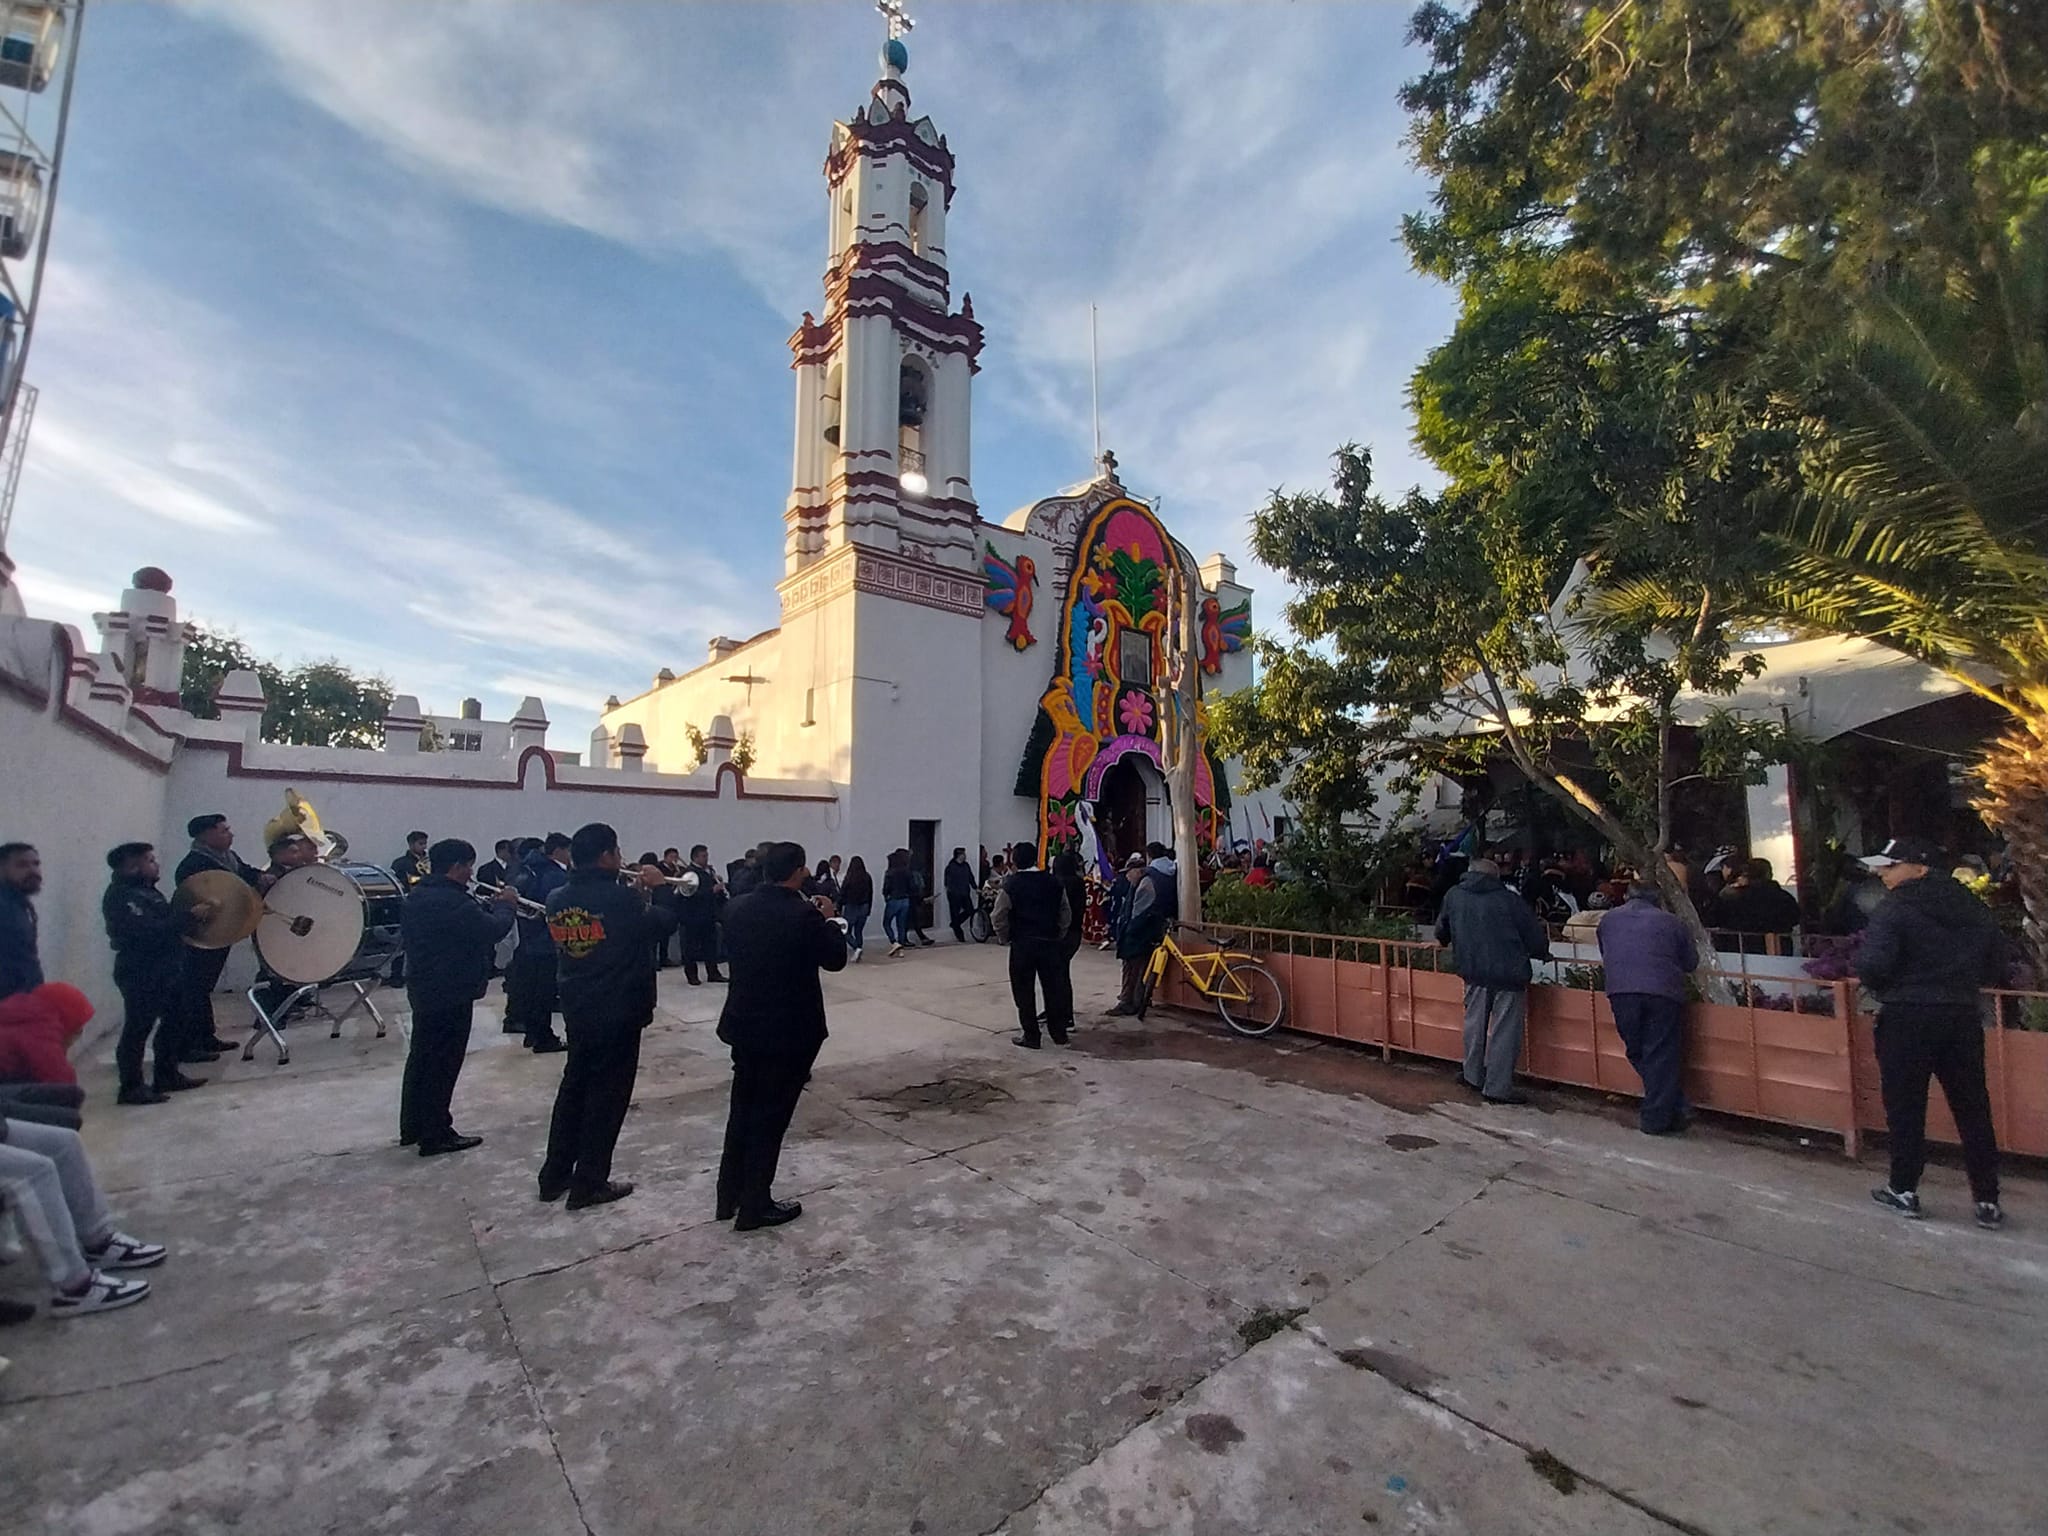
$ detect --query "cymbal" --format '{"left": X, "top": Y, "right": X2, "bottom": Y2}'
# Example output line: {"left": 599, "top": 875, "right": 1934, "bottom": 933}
{"left": 174, "top": 870, "right": 263, "bottom": 949}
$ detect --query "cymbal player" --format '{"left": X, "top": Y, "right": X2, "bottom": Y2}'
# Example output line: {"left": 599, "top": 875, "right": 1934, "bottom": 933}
{"left": 174, "top": 814, "right": 272, "bottom": 1061}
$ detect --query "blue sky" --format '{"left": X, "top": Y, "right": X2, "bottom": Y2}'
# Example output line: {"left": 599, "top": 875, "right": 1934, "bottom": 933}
{"left": 8, "top": 0, "right": 1454, "bottom": 745}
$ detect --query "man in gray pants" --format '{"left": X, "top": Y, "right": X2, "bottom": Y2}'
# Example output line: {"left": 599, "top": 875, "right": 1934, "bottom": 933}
{"left": 1436, "top": 857, "right": 1552, "bottom": 1104}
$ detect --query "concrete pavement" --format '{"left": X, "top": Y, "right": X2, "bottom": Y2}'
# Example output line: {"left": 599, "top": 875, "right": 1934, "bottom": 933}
{"left": 2, "top": 942, "right": 2042, "bottom": 1535}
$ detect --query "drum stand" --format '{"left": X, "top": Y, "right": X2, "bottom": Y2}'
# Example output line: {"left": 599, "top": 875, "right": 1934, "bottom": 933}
{"left": 243, "top": 979, "right": 390, "bottom": 1066}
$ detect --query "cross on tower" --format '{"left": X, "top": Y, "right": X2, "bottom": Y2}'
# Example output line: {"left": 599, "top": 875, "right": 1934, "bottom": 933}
{"left": 878, "top": 0, "right": 914, "bottom": 41}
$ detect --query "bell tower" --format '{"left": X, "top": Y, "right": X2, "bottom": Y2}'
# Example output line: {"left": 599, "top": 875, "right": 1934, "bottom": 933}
{"left": 783, "top": 1, "right": 982, "bottom": 577}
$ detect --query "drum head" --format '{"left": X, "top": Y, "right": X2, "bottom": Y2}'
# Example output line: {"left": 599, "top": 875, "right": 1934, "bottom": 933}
{"left": 256, "top": 864, "right": 369, "bottom": 984}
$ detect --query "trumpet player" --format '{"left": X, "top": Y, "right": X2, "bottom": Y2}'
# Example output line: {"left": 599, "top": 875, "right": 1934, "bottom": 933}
{"left": 679, "top": 844, "right": 726, "bottom": 985}
{"left": 508, "top": 834, "right": 571, "bottom": 1053}
{"left": 399, "top": 839, "right": 519, "bottom": 1157}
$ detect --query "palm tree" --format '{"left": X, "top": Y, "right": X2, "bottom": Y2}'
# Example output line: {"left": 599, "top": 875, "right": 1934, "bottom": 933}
{"left": 1610, "top": 209, "right": 2048, "bottom": 970}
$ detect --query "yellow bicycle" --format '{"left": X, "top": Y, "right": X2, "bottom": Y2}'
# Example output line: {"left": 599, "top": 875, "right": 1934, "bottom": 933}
{"left": 1134, "top": 924, "right": 1288, "bottom": 1037}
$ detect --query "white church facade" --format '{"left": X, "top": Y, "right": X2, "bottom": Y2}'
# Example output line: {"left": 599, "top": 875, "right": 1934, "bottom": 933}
{"left": 598, "top": 32, "right": 1282, "bottom": 882}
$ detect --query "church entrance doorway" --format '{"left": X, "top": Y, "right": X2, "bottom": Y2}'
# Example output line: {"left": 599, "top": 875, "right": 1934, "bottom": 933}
{"left": 907, "top": 819, "right": 938, "bottom": 932}
{"left": 1096, "top": 754, "right": 1164, "bottom": 868}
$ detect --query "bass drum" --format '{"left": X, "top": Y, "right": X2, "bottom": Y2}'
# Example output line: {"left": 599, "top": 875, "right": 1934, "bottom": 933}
{"left": 255, "top": 862, "right": 406, "bottom": 985}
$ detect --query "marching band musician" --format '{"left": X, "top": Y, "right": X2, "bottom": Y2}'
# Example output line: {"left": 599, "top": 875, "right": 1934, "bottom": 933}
{"left": 537, "top": 823, "right": 677, "bottom": 1211}
{"left": 103, "top": 844, "right": 216, "bottom": 1106}
{"left": 175, "top": 814, "right": 272, "bottom": 1061}
{"left": 508, "top": 834, "right": 570, "bottom": 1053}
{"left": 386, "top": 831, "right": 431, "bottom": 988}
{"left": 398, "top": 839, "right": 519, "bottom": 1157}
{"left": 678, "top": 843, "right": 727, "bottom": 986}
{"left": 250, "top": 828, "right": 324, "bottom": 1032}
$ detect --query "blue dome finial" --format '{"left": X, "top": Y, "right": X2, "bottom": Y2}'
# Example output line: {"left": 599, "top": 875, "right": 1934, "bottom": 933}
{"left": 882, "top": 36, "right": 909, "bottom": 73}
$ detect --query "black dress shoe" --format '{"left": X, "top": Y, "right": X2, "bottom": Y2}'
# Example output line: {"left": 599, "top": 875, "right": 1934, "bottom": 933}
{"left": 715, "top": 1200, "right": 737, "bottom": 1221}
{"left": 417, "top": 1133, "right": 482, "bottom": 1157}
{"left": 537, "top": 1180, "right": 569, "bottom": 1203}
{"left": 0, "top": 1297, "right": 35, "bottom": 1326}
{"left": 1458, "top": 1074, "right": 1484, "bottom": 1094}
{"left": 734, "top": 1199, "right": 802, "bottom": 1231}
{"left": 179, "top": 1048, "right": 222, "bottom": 1065}
{"left": 204, "top": 1036, "right": 237, "bottom": 1054}
{"left": 399, "top": 1133, "right": 418, "bottom": 1148}
{"left": 156, "top": 1072, "right": 207, "bottom": 1092}
{"left": 706, "top": 971, "right": 726, "bottom": 983}
{"left": 565, "top": 1180, "right": 634, "bottom": 1211}
{"left": 501, "top": 1021, "right": 523, "bottom": 1035}
{"left": 529, "top": 1036, "right": 568, "bottom": 1054}
{"left": 1048, "top": 1029, "right": 1071, "bottom": 1046}
{"left": 117, "top": 1085, "right": 169, "bottom": 1106}
{"left": 1011, "top": 1034, "right": 1042, "bottom": 1050}
{"left": 1483, "top": 1089, "right": 1531, "bottom": 1106}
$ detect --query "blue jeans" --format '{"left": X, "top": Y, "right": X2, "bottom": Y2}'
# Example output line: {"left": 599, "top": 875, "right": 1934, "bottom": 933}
{"left": 841, "top": 903, "right": 870, "bottom": 952}
{"left": 884, "top": 898, "right": 912, "bottom": 946}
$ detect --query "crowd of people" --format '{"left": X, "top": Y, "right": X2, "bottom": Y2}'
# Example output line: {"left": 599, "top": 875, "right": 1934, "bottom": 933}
{"left": 1431, "top": 835, "right": 2007, "bottom": 1232}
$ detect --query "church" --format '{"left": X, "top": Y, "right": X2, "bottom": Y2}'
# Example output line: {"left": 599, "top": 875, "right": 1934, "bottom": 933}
{"left": 598, "top": 26, "right": 1283, "bottom": 881}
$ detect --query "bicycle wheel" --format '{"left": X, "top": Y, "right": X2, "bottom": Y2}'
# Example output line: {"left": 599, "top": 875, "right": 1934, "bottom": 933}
{"left": 1133, "top": 971, "right": 1157, "bottom": 1020}
{"left": 1215, "top": 960, "right": 1285, "bottom": 1038}
{"left": 969, "top": 907, "right": 991, "bottom": 943}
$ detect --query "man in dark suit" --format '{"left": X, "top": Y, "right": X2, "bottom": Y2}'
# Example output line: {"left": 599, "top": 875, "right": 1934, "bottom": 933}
{"left": 399, "top": 839, "right": 518, "bottom": 1156}
{"left": 174, "top": 813, "right": 270, "bottom": 1058}
{"left": 716, "top": 840, "right": 847, "bottom": 1231}
{"left": 678, "top": 843, "right": 727, "bottom": 985}
{"left": 538, "top": 824, "right": 679, "bottom": 1210}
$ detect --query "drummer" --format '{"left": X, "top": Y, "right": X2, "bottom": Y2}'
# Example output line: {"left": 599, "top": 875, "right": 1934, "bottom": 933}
{"left": 175, "top": 815, "right": 272, "bottom": 1061}
{"left": 104, "top": 844, "right": 216, "bottom": 1106}
{"left": 387, "top": 832, "right": 431, "bottom": 989}
{"left": 251, "top": 830, "right": 323, "bottom": 1030}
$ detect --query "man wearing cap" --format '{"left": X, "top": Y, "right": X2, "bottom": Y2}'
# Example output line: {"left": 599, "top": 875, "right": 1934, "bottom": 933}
{"left": 175, "top": 814, "right": 271, "bottom": 1059}
{"left": 1858, "top": 837, "right": 2006, "bottom": 1229}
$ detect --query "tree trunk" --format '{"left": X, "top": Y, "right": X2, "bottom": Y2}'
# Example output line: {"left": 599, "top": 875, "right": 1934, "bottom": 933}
{"left": 1972, "top": 714, "right": 2048, "bottom": 984}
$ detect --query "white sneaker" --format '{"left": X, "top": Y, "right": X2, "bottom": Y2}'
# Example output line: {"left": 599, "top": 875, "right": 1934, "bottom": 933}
{"left": 50, "top": 1270, "right": 151, "bottom": 1315}
{"left": 888, "top": 943, "right": 904, "bottom": 957}
{"left": 851, "top": 947, "right": 863, "bottom": 963}
{"left": 86, "top": 1231, "right": 167, "bottom": 1271}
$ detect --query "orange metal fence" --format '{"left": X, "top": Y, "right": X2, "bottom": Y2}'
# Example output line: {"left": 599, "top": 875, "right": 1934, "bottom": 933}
{"left": 1160, "top": 925, "right": 2048, "bottom": 1159}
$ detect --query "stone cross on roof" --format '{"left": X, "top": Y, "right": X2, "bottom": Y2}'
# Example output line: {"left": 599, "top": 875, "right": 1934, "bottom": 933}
{"left": 878, "top": 0, "right": 914, "bottom": 41}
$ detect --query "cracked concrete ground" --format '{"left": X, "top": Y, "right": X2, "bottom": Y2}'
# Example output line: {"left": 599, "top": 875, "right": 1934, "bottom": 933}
{"left": 3, "top": 944, "right": 2044, "bottom": 1536}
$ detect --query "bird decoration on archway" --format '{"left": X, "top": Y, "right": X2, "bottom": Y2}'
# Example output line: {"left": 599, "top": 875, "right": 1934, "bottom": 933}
{"left": 1199, "top": 596, "right": 1250, "bottom": 675}
{"left": 983, "top": 542, "right": 1038, "bottom": 650}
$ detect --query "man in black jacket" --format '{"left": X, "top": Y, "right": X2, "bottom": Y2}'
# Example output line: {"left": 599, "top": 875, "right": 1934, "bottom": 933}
{"left": 1436, "top": 856, "right": 1552, "bottom": 1105}
{"left": 944, "top": 847, "right": 977, "bottom": 941}
{"left": 174, "top": 814, "right": 269, "bottom": 1059}
{"left": 475, "top": 840, "right": 517, "bottom": 892}
{"left": 678, "top": 843, "right": 727, "bottom": 985}
{"left": 1858, "top": 837, "right": 2006, "bottom": 1229}
{"left": 0, "top": 842, "right": 45, "bottom": 1003}
{"left": 992, "top": 841, "right": 1072, "bottom": 1049}
{"left": 508, "top": 834, "right": 571, "bottom": 1052}
{"left": 1704, "top": 858, "right": 1803, "bottom": 955}
{"left": 716, "top": 841, "right": 847, "bottom": 1230}
{"left": 538, "top": 824, "right": 678, "bottom": 1210}
{"left": 103, "top": 844, "right": 214, "bottom": 1106}
{"left": 399, "top": 839, "right": 518, "bottom": 1156}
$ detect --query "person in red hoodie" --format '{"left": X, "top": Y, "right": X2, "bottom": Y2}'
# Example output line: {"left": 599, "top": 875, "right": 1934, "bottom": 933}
{"left": 0, "top": 981, "right": 93, "bottom": 1087}
{"left": 0, "top": 982, "right": 92, "bottom": 1134}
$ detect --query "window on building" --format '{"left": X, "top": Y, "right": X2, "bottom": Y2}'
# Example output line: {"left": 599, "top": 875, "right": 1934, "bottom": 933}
{"left": 1119, "top": 630, "right": 1153, "bottom": 687}
{"left": 908, "top": 182, "right": 928, "bottom": 254}
{"left": 451, "top": 732, "right": 483, "bottom": 753}
{"left": 821, "top": 361, "right": 843, "bottom": 447}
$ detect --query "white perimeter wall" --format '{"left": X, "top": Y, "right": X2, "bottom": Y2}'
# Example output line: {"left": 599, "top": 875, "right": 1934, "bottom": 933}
{"left": 0, "top": 647, "right": 173, "bottom": 1023}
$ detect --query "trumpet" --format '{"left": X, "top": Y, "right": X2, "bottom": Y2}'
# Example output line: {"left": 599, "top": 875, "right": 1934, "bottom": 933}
{"left": 620, "top": 866, "right": 701, "bottom": 895}
{"left": 471, "top": 881, "right": 548, "bottom": 917}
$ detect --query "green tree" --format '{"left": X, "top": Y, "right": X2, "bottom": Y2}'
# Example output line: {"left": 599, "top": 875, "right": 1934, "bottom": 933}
{"left": 179, "top": 626, "right": 393, "bottom": 748}
{"left": 1211, "top": 446, "right": 1790, "bottom": 981}
{"left": 1400, "top": 0, "right": 2048, "bottom": 965}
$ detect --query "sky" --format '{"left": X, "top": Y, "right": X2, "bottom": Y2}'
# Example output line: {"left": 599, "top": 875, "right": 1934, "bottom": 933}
{"left": 5, "top": 0, "right": 1455, "bottom": 746}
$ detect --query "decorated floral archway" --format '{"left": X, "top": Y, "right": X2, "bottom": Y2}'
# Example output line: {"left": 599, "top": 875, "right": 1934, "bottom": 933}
{"left": 1013, "top": 496, "right": 1228, "bottom": 876}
